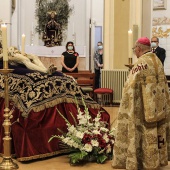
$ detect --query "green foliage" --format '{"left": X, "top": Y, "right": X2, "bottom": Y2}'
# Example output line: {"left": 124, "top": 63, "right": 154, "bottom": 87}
{"left": 35, "top": 0, "right": 73, "bottom": 34}
{"left": 69, "top": 152, "right": 108, "bottom": 164}
{"left": 96, "top": 154, "right": 108, "bottom": 164}
{"left": 69, "top": 151, "right": 88, "bottom": 164}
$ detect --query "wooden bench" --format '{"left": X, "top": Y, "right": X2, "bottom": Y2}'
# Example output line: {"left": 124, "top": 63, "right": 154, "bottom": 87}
{"left": 78, "top": 70, "right": 92, "bottom": 73}
{"left": 59, "top": 70, "right": 92, "bottom": 73}
{"left": 65, "top": 72, "right": 95, "bottom": 98}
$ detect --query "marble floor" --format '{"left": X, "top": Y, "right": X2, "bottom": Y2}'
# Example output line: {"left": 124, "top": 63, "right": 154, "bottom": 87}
{"left": 0, "top": 107, "right": 170, "bottom": 170}
{"left": 0, "top": 155, "right": 169, "bottom": 170}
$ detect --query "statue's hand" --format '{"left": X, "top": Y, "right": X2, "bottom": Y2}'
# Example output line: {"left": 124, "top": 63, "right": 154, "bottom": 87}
{"left": 47, "top": 64, "right": 57, "bottom": 75}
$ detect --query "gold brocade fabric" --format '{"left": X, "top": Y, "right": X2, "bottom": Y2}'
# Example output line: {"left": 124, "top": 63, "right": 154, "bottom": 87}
{"left": 0, "top": 72, "right": 99, "bottom": 118}
{"left": 112, "top": 52, "right": 170, "bottom": 170}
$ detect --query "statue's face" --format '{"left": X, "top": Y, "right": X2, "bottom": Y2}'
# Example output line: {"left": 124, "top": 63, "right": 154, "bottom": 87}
{"left": 51, "top": 12, "right": 55, "bottom": 18}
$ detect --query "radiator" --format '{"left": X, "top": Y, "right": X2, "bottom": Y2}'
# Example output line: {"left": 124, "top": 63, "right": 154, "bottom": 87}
{"left": 101, "top": 69, "right": 129, "bottom": 104}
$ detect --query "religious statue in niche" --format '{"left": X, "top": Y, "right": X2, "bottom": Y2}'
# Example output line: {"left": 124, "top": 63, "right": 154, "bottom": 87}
{"left": 35, "top": 0, "right": 73, "bottom": 46}
{"left": 42, "top": 11, "right": 62, "bottom": 47}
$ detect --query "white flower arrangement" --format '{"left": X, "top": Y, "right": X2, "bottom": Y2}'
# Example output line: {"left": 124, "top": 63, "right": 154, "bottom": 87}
{"left": 49, "top": 99, "right": 115, "bottom": 165}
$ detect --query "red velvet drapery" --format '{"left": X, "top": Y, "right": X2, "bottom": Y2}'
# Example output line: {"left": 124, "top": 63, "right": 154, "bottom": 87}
{"left": 0, "top": 98, "right": 110, "bottom": 161}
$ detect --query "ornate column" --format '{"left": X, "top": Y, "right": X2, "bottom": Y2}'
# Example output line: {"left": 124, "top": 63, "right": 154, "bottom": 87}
{"left": 103, "top": 0, "right": 143, "bottom": 69}
{"left": 103, "top": 0, "right": 114, "bottom": 69}
{"left": 103, "top": 0, "right": 130, "bottom": 69}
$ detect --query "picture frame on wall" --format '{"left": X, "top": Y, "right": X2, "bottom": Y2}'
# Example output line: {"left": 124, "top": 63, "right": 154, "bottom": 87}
{"left": 153, "top": 0, "right": 167, "bottom": 10}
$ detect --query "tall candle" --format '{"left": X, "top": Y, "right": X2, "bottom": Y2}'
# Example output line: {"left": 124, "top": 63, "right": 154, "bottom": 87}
{"left": 128, "top": 29, "right": 133, "bottom": 58}
{"left": 1, "top": 24, "right": 8, "bottom": 61}
{"left": 21, "top": 34, "right": 25, "bottom": 54}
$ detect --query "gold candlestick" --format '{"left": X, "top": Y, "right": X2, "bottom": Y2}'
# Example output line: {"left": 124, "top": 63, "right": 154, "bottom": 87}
{"left": 0, "top": 61, "right": 19, "bottom": 169}
{"left": 128, "top": 57, "right": 132, "bottom": 64}
{"left": 125, "top": 57, "right": 134, "bottom": 70}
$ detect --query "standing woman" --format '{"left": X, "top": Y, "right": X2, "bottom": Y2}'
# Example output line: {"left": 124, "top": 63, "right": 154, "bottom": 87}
{"left": 94, "top": 41, "right": 103, "bottom": 89}
{"left": 61, "top": 41, "right": 79, "bottom": 73}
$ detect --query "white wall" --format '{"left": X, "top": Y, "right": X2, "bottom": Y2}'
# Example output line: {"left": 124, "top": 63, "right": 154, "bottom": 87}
{"left": 152, "top": 0, "right": 170, "bottom": 75}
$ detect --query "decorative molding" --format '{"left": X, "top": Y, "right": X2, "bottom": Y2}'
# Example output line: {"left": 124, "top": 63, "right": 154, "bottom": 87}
{"left": 152, "top": 26, "right": 170, "bottom": 38}
{"left": 153, "top": 16, "right": 170, "bottom": 26}
{"left": 153, "top": 0, "right": 167, "bottom": 10}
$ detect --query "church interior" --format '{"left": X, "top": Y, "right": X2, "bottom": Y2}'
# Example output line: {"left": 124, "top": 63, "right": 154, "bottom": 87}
{"left": 0, "top": 0, "right": 170, "bottom": 169}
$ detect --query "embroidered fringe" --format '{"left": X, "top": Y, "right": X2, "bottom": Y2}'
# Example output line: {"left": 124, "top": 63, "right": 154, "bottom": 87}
{"left": 0, "top": 93, "right": 100, "bottom": 118}
{"left": 16, "top": 149, "right": 70, "bottom": 162}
